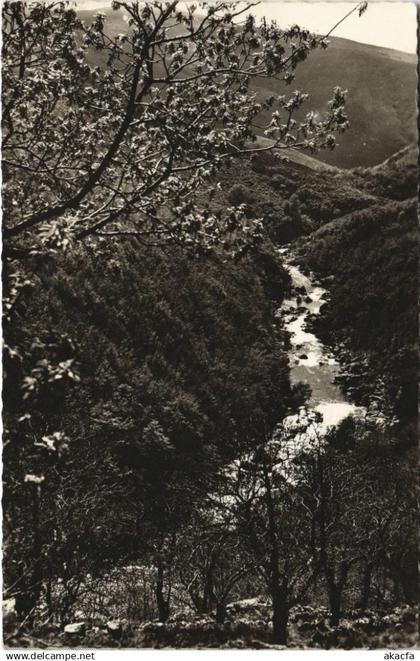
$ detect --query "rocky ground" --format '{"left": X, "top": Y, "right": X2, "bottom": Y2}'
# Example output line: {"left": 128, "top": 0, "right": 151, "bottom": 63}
{"left": 4, "top": 598, "right": 417, "bottom": 649}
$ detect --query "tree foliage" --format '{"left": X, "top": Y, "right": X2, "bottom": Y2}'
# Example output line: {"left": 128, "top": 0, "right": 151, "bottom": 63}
{"left": 3, "top": 0, "right": 349, "bottom": 255}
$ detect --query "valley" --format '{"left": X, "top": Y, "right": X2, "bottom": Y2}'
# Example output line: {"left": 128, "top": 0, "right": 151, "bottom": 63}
{"left": 3, "top": 1, "right": 417, "bottom": 651}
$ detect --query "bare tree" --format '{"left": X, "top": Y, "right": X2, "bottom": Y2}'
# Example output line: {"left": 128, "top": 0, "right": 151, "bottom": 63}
{"left": 178, "top": 510, "right": 254, "bottom": 623}
{"left": 220, "top": 411, "right": 321, "bottom": 644}
{"left": 297, "top": 412, "right": 416, "bottom": 626}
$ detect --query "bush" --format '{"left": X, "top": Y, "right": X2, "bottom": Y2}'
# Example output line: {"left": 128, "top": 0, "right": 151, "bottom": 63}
{"left": 227, "top": 184, "right": 254, "bottom": 205}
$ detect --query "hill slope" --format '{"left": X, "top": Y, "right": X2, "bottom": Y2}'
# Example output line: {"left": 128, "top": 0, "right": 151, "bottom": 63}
{"left": 208, "top": 141, "right": 417, "bottom": 422}
{"left": 78, "top": 9, "right": 416, "bottom": 168}
{"left": 293, "top": 146, "right": 417, "bottom": 422}
{"left": 252, "top": 37, "right": 416, "bottom": 168}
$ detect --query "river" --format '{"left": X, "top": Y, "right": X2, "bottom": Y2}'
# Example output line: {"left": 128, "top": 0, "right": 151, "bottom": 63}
{"left": 277, "top": 249, "right": 360, "bottom": 430}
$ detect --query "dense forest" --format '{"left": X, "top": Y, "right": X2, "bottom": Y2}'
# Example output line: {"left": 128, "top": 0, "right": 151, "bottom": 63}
{"left": 2, "top": 0, "right": 417, "bottom": 650}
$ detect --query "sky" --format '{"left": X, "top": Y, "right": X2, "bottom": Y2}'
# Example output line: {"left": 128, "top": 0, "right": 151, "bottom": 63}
{"left": 76, "top": 1, "right": 417, "bottom": 54}
{"left": 244, "top": 2, "right": 417, "bottom": 54}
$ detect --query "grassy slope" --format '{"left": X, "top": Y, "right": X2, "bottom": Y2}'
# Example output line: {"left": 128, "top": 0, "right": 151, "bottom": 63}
{"left": 252, "top": 37, "right": 416, "bottom": 168}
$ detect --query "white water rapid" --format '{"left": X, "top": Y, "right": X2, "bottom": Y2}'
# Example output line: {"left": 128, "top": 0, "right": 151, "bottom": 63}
{"left": 277, "top": 250, "right": 360, "bottom": 429}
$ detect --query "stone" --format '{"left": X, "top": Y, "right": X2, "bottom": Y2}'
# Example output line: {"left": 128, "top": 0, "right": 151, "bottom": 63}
{"left": 3, "top": 597, "right": 17, "bottom": 631}
{"left": 107, "top": 620, "right": 122, "bottom": 638}
{"left": 64, "top": 622, "right": 86, "bottom": 636}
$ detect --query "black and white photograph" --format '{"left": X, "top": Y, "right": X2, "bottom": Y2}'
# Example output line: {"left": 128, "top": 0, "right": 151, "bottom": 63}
{"left": 2, "top": 0, "right": 418, "bottom": 651}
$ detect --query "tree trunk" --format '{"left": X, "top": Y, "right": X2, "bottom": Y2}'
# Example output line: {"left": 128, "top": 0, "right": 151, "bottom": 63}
{"left": 45, "top": 572, "right": 53, "bottom": 622}
{"left": 391, "top": 575, "right": 401, "bottom": 604}
{"left": 398, "top": 563, "right": 418, "bottom": 605}
{"left": 358, "top": 563, "right": 373, "bottom": 612}
{"left": 203, "top": 567, "right": 215, "bottom": 614}
{"left": 155, "top": 558, "right": 170, "bottom": 623}
{"left": 329, "top": 586, "right": 342, "bottom": 627}
{"left": 327, "top": 561, "right": 349, "bottom": 627}
{"left": 16, "top": 485, "right": 43, "bottom": 627}
{"left": 215, "top": 601, "right": 226, "bottom": 625}
{"left": 156, "top": 592, "right": 170, "bottom": 623}
{"left": 261, "top": 460, "right": 290, "bottom": 645}
{"left": 271, "top": 589, "right": 289, "bottom": 645}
